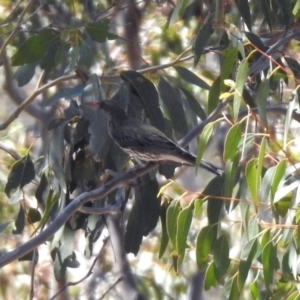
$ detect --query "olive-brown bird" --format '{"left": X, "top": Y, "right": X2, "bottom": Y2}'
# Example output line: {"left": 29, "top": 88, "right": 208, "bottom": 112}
{"left": 94, "top": 100, "right": 222, "bottom": 176}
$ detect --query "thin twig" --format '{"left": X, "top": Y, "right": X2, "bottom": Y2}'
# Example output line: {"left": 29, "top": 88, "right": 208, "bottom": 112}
{"left": 0, "top": 97, "right": 227, "bottom": 268}
{"left": 49, "top": 238, "right": 109, "bottom": 300}
{"left": 0, "top": 0, "right": 36, "bottom": 60}
{"left": 0, "top": 74, "right": 78, "bottom": 130}
{"left": 98, "top": 276, "right": 124, "bottom": 300}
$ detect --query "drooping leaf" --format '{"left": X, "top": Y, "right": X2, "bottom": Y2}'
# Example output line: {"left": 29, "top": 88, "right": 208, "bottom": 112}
{"left": 168, "top": 0, "right": 193, "bottom": 26}
{"left": 238, "top": 238, "right": 258, "bottom": 290}
{"left": 260, "top": 0, "right": 272, "bottom": 31}
{"left": 159, "top": 200, "right": 170, "bottom": 259}
{"left": 12, "top": 205, "right": 25, "bottom": 234}
{"left": 196, "top": 122, "right": 214, "bottom": 173}
{"left": 257, "top": 80, "right": 270, "bottom": 128}
{"left": 245, "top": 158, "right": 260, "bottom": 210}
{"left": 204, "top": 176, "right": 224, "bottom": 229}
{"left": 234, "top": 0, "right": 252, "bottom": 31}
{"left": 44, "top": 84, "right": 85, "bottom": 106}
{"left": 174, "top": 66, "right": 210, "bottom": 90}
{"left": 204, "top": 261, "right": 217, "bottom": 290}
{"left": 27, "top": 208, "right": 42, "bottom": 224}
{"left": 125, "top": 175, "right": 160, "bottom": 255}
{"left": 85, "top": 19, "right": 117, "bottom": 43}
{"left": 5, "top": 155, "right": 35, "bottom": 198}
{"left": 194, "top": 16, "right": 214, "bottom": 66}
{"left": 176, "top": 201, "right": 194, "bottom": 265}
{"left": 121, "top": 71, "right": 165, "bottom": 133}
{"left": 196, "top": 225, "right": 215, "bottom": 270}
{"left": 49, "top": 121, "right": 67, "bottom": 192}
{"left": 208, "top": 76, "right": 221, "bottom": 114}
{"left": 13, "top": 62, "right": 37, "bottom": 87}
{"left": 158, "top": 77, "right": 188, "bottom": 135}
{"left": 262, "top": 241, "right": 280, "bottom": 288}
{"left": 166, "top": 199, "right": 181, "bottom": 250}
{"left": 224, "top": 123, "right": 242, "bottom": 161}
{"left": 244, "top": 31, "right": 267, "bottom": 52}
{"left": 233, "top": 59, "right": 248, "bottom": 121}
{"left": 220, "top": 47, "right": 239, "bottom": 90}
{"left": 12, "top": 29, "right": 60, "bottom": 66}
{"left": 179, "top": 87, "right": 207, "bottom": 120}
{"left": 213, "top": 235, "right": 230, "bottom": 280}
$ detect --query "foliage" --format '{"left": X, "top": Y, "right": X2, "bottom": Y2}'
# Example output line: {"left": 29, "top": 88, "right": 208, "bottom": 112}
{"left": 1, "top": 0, "right": 300, "bottom": 299}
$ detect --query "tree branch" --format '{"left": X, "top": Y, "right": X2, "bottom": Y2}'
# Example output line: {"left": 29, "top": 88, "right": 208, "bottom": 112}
{"left": 0, "top": 99, "right": 227, "bottom": 268}
{"left": 0, "top": 74, "right": 78, "bottom": 131}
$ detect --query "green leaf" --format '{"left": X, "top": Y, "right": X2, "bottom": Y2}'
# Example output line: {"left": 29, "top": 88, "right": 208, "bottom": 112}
{"left": 12, "top": 205, "right": 25, "bottom": 234}
{"left": 271, "top": 160, "right": 286, "bottom": 202}
{"left": 168, "top": 0, "right": 193, "bottom": 26}
{"left": 238, "top": 238, "right": 258, "bottom": 290}
{"left": 166, "top": 199, "right": 181, "bottom": 250}
{"left": 257, "top": 80, "right": 269, "bottom": 128}
{"left": 227, "top": 276, "right": 240, "bottom": 300}
{"left": 194, "top": 16, "right": 214, "bottom": 66}
{"left": 204, "top": 261, "right": 217, "bottom": 290}
{"left": 220, "top": 48, "right": 239, "bottom": 90}
{"left": 78, "top": 45, "right": 95, "bottom": 69}
{"left": 121, "top": 71, "right": 165, "bottom": 133}
{"left": 234, "top": 0, "right": 252, "bottom": 31}
{"left": 224, "top": 123, "right": 242, "bottom": 161}
{"left": 176, "top": 201, "right": 194, "bottom": 265}
{"left": 244, "top": 31, "right": 267, "bottom": 52}
{"left": 13, "top": 62, "right": 37, "bottom": 87}
{"left": 260, "top": 0, "right": 272, "bottom": 31}
{"left": 158, "top": 77, "right": 188, "bottom": 135}
{"left": 223, "top": 159, "right": 235, "bottom": 203}
{"left": 250, "top": 280, "right": 259, "bottom": 299}
{"left": 85, "top": 19, "right": 117, "bottom": 43}
{"left": 159, "top": 201, "right": 170, "bottom": 259}
{"left": 174, "top": 66, "right": 210, "bottom": 90}
{"left": 233, "top": 59, "right": 248, "bottom": 121}
{"left": 204, "top": 176, "right": 224, "bottom": 228}
{"left": 125, "top": 175, "right": 160, "bottom": 255}
{"left": 213, "top": 235, "right": 230, "bottom": 279}
{"left": 49, "top": 121, "right": 68, "bottom": 192}
{"left": 12, "top": 29, "right": 60, "bottom": 66}
{"left": 245, "top": 158, "right": 260, "bottom": 210}
{"left": 196, "top": 225, "right": 215, "bottom": 269}
{"left": 31, "top": 189, "right": 59, "bottom": 236}
{"left": 208, "top": 76, "right": 221, "bottom": 114}
{"left": 40, "top": 41, "right": 61, "bottom": 72}
{"left": 262, "top": 241, "right": 279, "bottom": 288}
{"left": 5, "top": 155, "right": 35, "bottom": 198}
{"left": 179, "top": 87, "right": 207, "bottom": 120}
{"left": 195, "top": 122, "right": 214, "bottom": 172}
{"left": 35, "top": 172, "right": 48, "bottom": 205}
{"left": 27, "top": 208, "right": 41, "bottom": 224}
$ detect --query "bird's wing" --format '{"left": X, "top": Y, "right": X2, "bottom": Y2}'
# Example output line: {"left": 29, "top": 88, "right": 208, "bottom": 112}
{"left": 114, "top": 122, "right": 179, "bottom": 153}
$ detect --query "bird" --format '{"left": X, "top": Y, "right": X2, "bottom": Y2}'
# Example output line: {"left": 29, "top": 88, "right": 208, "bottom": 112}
{"left": 92, "top": 100, "right": 223, "bottom": 176}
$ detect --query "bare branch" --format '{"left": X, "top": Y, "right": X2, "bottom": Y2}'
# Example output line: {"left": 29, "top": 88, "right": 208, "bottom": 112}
{"left": 0, "top": 162, "right": 157, "bottom": 268}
